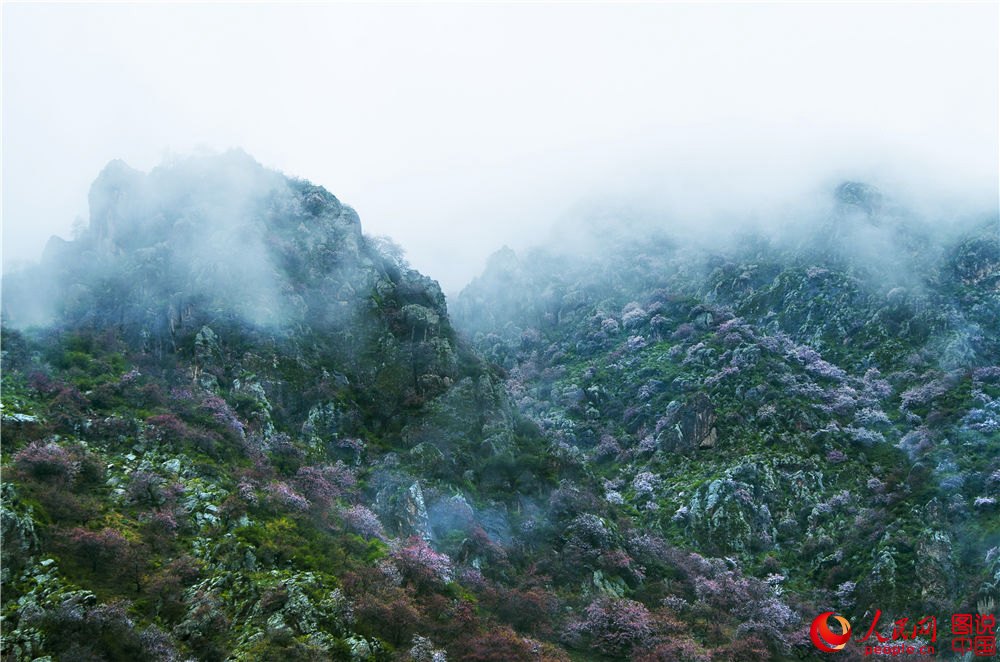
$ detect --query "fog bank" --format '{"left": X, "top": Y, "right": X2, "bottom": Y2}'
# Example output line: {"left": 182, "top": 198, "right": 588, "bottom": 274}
{"left": 3, "top": 3, "right": 997, "bottom": 292}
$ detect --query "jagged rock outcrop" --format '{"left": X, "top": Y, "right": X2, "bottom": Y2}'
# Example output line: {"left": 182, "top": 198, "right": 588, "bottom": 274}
{"left": 834, "top": 181, "right": 884, "bottom": 216}
{"left": 658, "top": 393, "right": 718, "bottom": 451}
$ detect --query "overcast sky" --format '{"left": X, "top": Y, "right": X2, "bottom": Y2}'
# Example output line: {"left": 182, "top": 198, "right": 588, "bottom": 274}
{"left": 3, "top": 2, "right": 998, "bottom": 293}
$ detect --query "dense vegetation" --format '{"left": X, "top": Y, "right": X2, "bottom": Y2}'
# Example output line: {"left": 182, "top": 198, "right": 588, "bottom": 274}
{"left": 2, "top": 155, "right": 997, "bottom": 660}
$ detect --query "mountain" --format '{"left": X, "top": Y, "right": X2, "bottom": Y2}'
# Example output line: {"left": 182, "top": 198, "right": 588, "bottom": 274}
{"left": 1, "top": 152, "right": 554, "bottom": 661}
{"left": 453, "top": 189, "right": 1000, "bottom": 653}
{"left": 1, "top": 153, "right": 998, "bottom": 661}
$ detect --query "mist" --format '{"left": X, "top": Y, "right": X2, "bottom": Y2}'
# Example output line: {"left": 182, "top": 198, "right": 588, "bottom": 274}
{"left": 3, "top": 2, "right": 998, "bottom": 295}
{"left": 3, "top": 6, "right": 1000, "bottom": 658}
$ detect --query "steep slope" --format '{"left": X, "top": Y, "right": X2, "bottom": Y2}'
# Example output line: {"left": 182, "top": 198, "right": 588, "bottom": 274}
{"left": 1, "top": 153, "right": 564, "bottom": 661}
{"left": 454, "top": 186, "right": 1000, "bottom": 649}
{"left": 3, "top": 157, "right": 996, "bottom": 661}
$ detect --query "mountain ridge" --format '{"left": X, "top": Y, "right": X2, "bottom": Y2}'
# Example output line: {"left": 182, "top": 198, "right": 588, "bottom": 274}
{"left": 2, "top": 153, "right": 998, "bottom": 661}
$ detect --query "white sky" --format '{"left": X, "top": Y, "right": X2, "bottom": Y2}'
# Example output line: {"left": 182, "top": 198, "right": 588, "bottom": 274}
{"left": 3, "top": 2, "right": 998, "bottom": 293}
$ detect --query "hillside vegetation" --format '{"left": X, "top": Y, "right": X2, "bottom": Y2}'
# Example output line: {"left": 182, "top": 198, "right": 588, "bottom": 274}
{"left": 2, "top": 154, "right": 997, "bottom": 661}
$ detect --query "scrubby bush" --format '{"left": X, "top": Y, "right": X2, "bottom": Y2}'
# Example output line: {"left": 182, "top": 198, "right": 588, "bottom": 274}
{"left": 13, "top": 441, "right": 81, "bottom": 484}
{"left": 461, "top": 627, "right": 539, "bottom": 661}
{"left": 392, "top": 536, "right": 453, "bottom": 586}
{"left": 64, "top": 527, "right": 129, "bottom": 573}
{"left": 294, "top": 462, "right": 356, "bottom": 511}
{"left": 569, "top": 597, "right": 653, "bottom": 655}
{"left": 341, "top": 504, "right": 387, "bottom": 540}
{"left": 633, "top": 637, "right": 711, "bottom": 662}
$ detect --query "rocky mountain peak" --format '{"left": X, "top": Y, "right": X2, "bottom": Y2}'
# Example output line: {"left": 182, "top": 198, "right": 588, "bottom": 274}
{"left": 834, "top": 180, "right": 884, "bottom": 216}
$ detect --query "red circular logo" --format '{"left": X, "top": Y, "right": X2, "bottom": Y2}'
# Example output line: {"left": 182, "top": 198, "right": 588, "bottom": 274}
{"left": 810, "top": 612, "right": 852, "bottom": 653}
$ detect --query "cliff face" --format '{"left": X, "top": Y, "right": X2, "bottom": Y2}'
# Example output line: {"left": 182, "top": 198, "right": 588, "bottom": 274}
{"left": 4, "top": 152, "right": 473, "bottom": 415}
{"left": 2, "top": 161, "right": 998, "bottom": 661}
